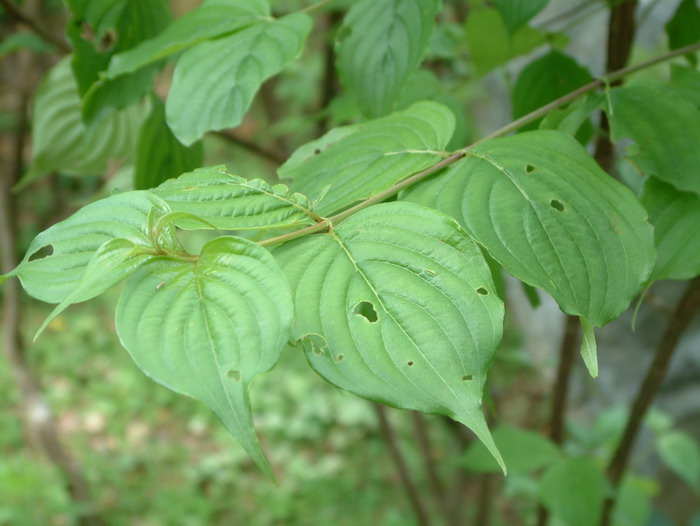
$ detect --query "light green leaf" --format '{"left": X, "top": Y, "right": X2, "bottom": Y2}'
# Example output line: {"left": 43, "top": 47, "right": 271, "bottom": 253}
{"left": 461, "top": 425, "right": 561, "bottom": 473}
{"left": 35, "top": 239, "right": 152, "bottom": 339}
{"left": 540, "top": 457, "right": 606, "bottom": 526}
{"left": 658, "top": 431, "right": 700, "bottom": 493}
{"left": 275, "top": 202, "right": 505, "bottom": 471}
{"left": 152, "top": 166, "right": 318, "bottom": 231}
{"left": 494, "top": 0, "right": 549, "bottom": 34}
{"left": 134, "top": 96, "right": 203, "bottom": 190}
{"left": 18, "top": 58, "right": 144, "bottom": 189}
{"left": 539, "top": 93, "right": 604, "bottom": 139}
{"left": 116, "top": 236, "right": 293, "bottom": 478}
{"left": 512, "top": 50, "right": 592, "bottom": 131}
{"left": 336, "top": 0, "right": 441, "bottom": 117}
{"left": 465, "top": 8, "right": 568, "bottom": 75}
{"left": 403, "top": 130, "right": 655, "bottom": 371}
{"left": 166, "top": 13, "right": 312, "bottom": 145}
{"left": 107, "top": 0, "right": 270, "bottom": 78}
{"left": 280, "top": 101, "right": 455, "bottom": 216}
{"left": 580, "top": 317, "right": 598, "bottom": 378}
{"left": 613, "top": 476, "right": 654, "bottom": 526}
{"left": 7, "top": 192, "right": 174, "bottom": 304}
{"left": 608, "top": 80, "right": 700, "bottom": 195}
{"left": 665, "top": 0, "right": 700, "bottom": 66}
{"left": 641, "top": 177, "right": 700, "bottom": 282}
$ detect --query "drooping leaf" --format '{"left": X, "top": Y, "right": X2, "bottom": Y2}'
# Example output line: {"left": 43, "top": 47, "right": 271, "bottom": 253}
{"left": 116, "top": 236, "right": 293, "bottom": 478}
{"left": 461, "top": 426, "right": 561, "bottom": 473}
{"left": 403, "top": 130, "right": 655, "bottom": 372}
{"left": 280, "top": 101, "right": 455, "bottom": 216}
{"left": 336, "top": 0, "right": 441, "bottom": 117}
{"left": 539, "top": 457, "right": 606, "bottom": 526}
{"left": 166, "top": 13, "right": 312, "bottom": 145}
{"left": 107, "top": 0, "right": 270, "bottom": 78}
{"left": 665, "top": 0, "right": 700, "bottom": 66}
{"left": 658, "top": 431, "right": 700, "bottom": 493}
{"left": 152, "top": 166, "right": 318, "bottom": 231}
{"left": 275, "top": 202, "right": 505, "bottom": 470}
{"left": 18, "top": 58, "right": 144, "bottom": 189}
{"left": 6, "top": 192, "right": 174, "bottom": 304}
{"left": 512, "top": 50, "right": 592, "bottom": 131}
{"left": 580, "top": 317, "right": 598, "bottom": 378}
{"left": 607, "top": 80, "right": 700, "bottom": 196}
{"left": 465, "top": 8, "right": 568, "bottom": 75}
{"left": 134, "top": 96, "right": 203, "bottom": 190}
{"left": 494, "top": 0, "right": 549, "bottom": 34}
{"left": 641, "top": 177, "right": 700, "bottom": 282}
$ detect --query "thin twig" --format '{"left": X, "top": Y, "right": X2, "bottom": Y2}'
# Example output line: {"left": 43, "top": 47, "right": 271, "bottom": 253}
{"left": 474, "top": 474, "right": 494, "bottom": 526}
{"left": 0, "top": 0, "right": 70, "bottom": 53}
{"left": 301, "top": 0, "right": 337, "bottom": 15}
{"left": 374, "top": 404, "right": 432, "bottom": 526}
{"left": 213, "top": 130, "right": 286, "bottom": 166}
{"left": 599, "top": 277, "right": 700, "bottom": 526}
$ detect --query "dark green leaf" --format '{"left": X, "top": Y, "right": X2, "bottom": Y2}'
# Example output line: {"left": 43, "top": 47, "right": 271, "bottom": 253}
{"left": 665, "top": 0, "right": 700, "bottom": 65}
{"left": 494, "top": 0, "right": 549, "bottom": 34}
{"left": 116, "top": 236, "right": 293, "bottom": 477}
{"left": 166, "top": 13, "right": 312, "bottom": 145}
{"left": 275, "top": 202, "right": 505, "bottom": 470}
{"left": 512, "top": 50, "right": 592, "bottom": 131}
{"left": 134, "top": 96, "right": 203, "bottom": 190}
{"left": 608, "top": 80, "right": 700, "bottom": 195}
{"left": 280, "top": 101, "right": 455, "bottom": 216}
{"left": 336, "top": 0, "right": 441, "bottom": 117}
{"left": 641, "top": 177, "right": 700, "bottom": 282}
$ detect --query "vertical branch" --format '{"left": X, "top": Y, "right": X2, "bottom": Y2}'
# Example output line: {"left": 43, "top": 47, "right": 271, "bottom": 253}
{"left": 599, "top": 277, "right": 700, "bottom": 526}
{"left": 474, "top": 474, "right": 494, "bottom": 526}
{"left": 318, "top": 9, "right": 342, "bottom": 135}
{"left": 374, "top": 404, "right": 432, "bottom": 526}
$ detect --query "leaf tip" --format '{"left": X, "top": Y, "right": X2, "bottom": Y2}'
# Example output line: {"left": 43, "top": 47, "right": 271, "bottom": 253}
{"left": 580, "top": 318, "right": 598, "bottom": 378}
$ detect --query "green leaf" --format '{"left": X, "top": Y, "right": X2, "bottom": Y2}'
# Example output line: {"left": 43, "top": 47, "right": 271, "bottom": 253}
{"left": 494, "top": 0, "right": 549, "bottom": 34}
{"left": 658, "top": 431, "right": 700, "bottom": 493}
{"left": 107, "top": 0, "right": 270, "bottom": 78}
{"left": 539, "top": 457, "right": 606, "bottom": 526}
{"left": 7, "top": 192, "right": 173, "bottom": 304}
{"left": 134, "top": 96, "right": 203, "bottom": 190}
{"left": 608, "top": 80, "right": 700, "bottom": 195}
{"left": 641, "top": 177, "right": 700, "bottom": 282}
{"left": 465, "top": 8, "right": 568, "bottom": 75}
{"left": 35, "top": 239, "right": 153, "bottom": 339}
{"left": 336, "top": 0, "right": 441, "bottom": 117}
{"left": 275, "top": 202, "right": 505, "bottom": 471}
{"left": 461, "top": 426, "right": 561, "bottom": 473}
{"left": 402, "top": 130, "right": 655, "bottom": 370}
{"left": 671, "top": 64, "right": 700, "bottom": 108}
{"left": 166, "top": 13, "right": 312, "bottom": 145}
{"left": 116, "top": 236, "right": 293, "bottom": 478}
{"left": 613, "top": 476, "right": 654, "bottom": 526}
{"left": 665, "top": 0, "right": 700, "bottom": 66}
{"left": 539, "top": 92, "right": 603, "bottom": 141}
{"left": 152, "top": 166, "right": 318, "bottom": 231}
{"left": 580, "top": 317, "right": 598, "bottom": 378}
{"left": 512, "top": 50, "right": 592, "bottom": 131}
{"left": 18, "top": 58, "right": 144, "bottom": 189}
{"left": 0, "top": 32, "right": 53, "bottom": 58}
{"left": 280, "top": 101, "right": 455, "bottom": 216}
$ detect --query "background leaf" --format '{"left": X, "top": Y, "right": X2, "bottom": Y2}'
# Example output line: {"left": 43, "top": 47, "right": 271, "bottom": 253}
{"left": 665, "top": 0, "right": 700, "bottom": 66}
{"left": 607, "top": 80, "right": 700, "bottom": 195}
{"left": 336, "top": 0, "right": 441, "bottom": 117}
{"left": 153, "top": 166, "right": 317, "bottom": 231}
{"left": 166, "top": 13, "right": 312, "bottom": 145}
{"left": 107, "top": 0, "right": 270, "bottom": 78}
{"left": 280, "top": 101, "right": 455, "bottom": 216}
{"left": 275, "top": 202, "right": 505, "bottom": 469}
{"left": 539, "top": 457, "right": 606, "bottom": 526}
{"left": 641, "top": 177, "right": 700, "bottom": 282}
{"left": 116, "top": 236, "right": 293, "bottom": 477}
{"left": 134, "top": 96, "right": 203, "bottom": 190}
{"left": 494, "top": 0, "right": 549, "bottom": 34}
{"left": 657, "top": 431, "right": 700, "bottom": 493}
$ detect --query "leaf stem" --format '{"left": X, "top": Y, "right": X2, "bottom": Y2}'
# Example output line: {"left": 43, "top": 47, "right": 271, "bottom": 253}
{"left": 260, "top": 41, "right": 700, "bottom": 249}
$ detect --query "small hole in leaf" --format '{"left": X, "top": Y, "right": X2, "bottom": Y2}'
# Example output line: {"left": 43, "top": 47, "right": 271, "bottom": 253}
{"left": 314, "top": 148, "right": 321, "bottom": 155}
{"left": 550, "top": 199, "right": 565, "bottom": 211}
{"left": 407, "top": 361, "right": 414, "bottom": 366}
{"left": 353, "top": 301, "right": 378, "bottom": 323}
{"left": 462, "top": 374, "right": 473, "bottom": 381}
{"left": 336, "top": 354, "right": 345, "bottom": 362}
{"left": 227, "top": 370, "right": 241, "bottom": 381}
{"left": 28, "top": 244, "right": 54, "bottom": 261}
{"left": 476, "top": 287, "right": 489, "bottom": 296}
{"left": 525, "top": 164, "right": 535, "bottom": 173}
